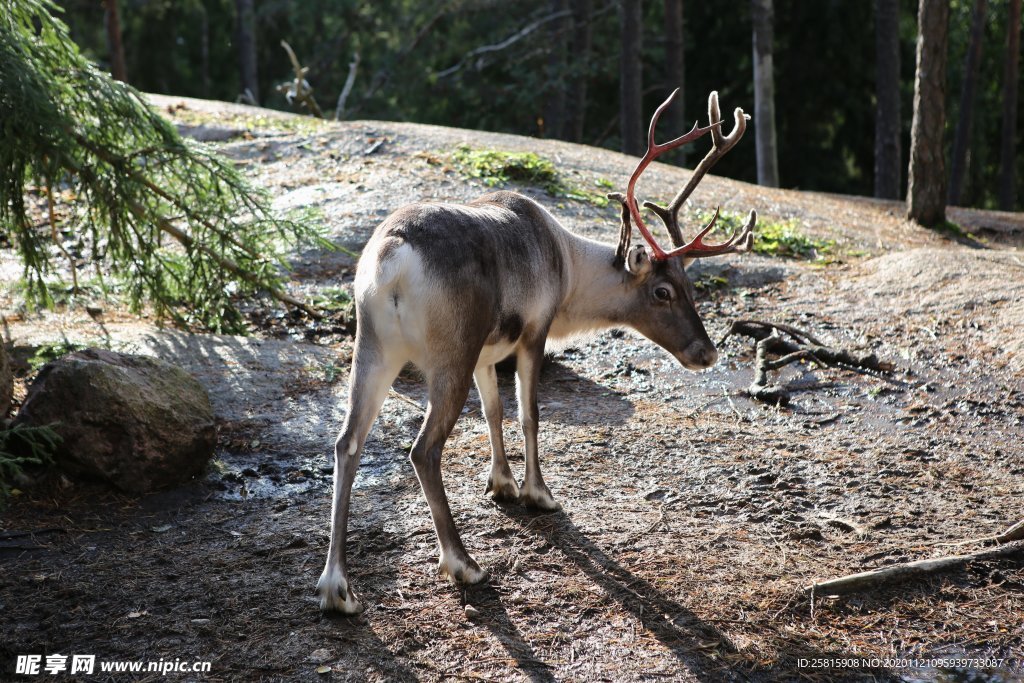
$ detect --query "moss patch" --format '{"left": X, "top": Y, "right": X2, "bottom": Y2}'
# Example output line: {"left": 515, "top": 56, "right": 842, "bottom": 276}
{"left": 691, "top": 210, "right": 835, "bottom": 262}
{"left": 753, "top": 219, "right": 835, "bottom": 260}
{"left": 450, "top": 146, "right": 611, "bottom": 207}
{"left": 168, "top": 106, "right": 329, "bottom": 136}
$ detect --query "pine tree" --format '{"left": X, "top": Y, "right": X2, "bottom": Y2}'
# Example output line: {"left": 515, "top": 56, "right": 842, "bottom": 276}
{"left": 619, "top": 0, "right": 644, "bottom": 155}
{"left": 998, "top": 0, "right": 1021, "bottom": 210}
{"left": 948, "top": 0, "right": 987, "bottom": 206}
{"left": 663, "top": 0, "right": 686, "bottom": 165}
{"left": 907, "top": 0, "right": 950, "bottom": 227}
{"left": 874, "top": 0, "right": 902, "bottom": 200}
{"left": 751, "top": 0, "right": 779, "bottom": 187}
{"left": 0, "top": 0, "right": 325, "bottom": 332}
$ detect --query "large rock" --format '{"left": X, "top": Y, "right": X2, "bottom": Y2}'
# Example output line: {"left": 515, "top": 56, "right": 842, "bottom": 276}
{"left": 14, "top": 348, "right": 216, "bottom": 493}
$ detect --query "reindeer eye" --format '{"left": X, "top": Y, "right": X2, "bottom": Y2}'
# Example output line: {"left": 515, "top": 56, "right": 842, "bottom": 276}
{"left": 654, "top": 286, "right": 672, "bottom": 302}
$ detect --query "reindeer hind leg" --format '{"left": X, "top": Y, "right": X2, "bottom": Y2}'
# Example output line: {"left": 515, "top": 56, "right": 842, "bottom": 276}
{"left": 411, "top": 361, "right": 488, "bottom": 585}
{"left": 318, "top": 330, "right": 404, "bottom": 613}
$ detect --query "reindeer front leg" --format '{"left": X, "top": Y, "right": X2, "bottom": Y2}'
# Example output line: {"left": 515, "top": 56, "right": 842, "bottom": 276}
{"left": 516, "top": 336, "right": 561, "bottom": 511}
{"left": 474, "top": 364, "right": 520, "bottom": 502}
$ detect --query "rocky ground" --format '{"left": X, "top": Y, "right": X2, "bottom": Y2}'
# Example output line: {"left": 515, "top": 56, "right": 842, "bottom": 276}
{"left": 1, "top": 97, "right": 1023, "bottom": 682}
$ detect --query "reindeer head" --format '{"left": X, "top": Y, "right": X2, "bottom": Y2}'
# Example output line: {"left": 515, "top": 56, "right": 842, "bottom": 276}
{"left": 610, "top": 90, "right": 757, "bottom": 370}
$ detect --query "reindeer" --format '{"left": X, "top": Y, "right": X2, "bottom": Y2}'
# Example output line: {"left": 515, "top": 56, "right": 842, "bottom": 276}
{"left": 318, "top": 90, "right": 757, "bottom": 613}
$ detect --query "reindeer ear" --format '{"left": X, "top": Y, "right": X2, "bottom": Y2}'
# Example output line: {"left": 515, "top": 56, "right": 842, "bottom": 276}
{"left": 625, "top": 245, "right": 652, "bottom": 276}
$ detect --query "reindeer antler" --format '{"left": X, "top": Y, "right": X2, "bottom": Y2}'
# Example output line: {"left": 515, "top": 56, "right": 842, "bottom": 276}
{"left": 616, "top": 90, "right": 757, "bottom": 262}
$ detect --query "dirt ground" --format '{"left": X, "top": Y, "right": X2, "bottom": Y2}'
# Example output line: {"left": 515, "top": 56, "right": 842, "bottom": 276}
{"left": 2, "top": 97, "right": 1023, "bottom": 682}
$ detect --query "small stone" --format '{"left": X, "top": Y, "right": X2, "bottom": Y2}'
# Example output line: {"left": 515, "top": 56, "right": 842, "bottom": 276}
{"left": 464, "top": 604, "right": 480, "bottom": 619}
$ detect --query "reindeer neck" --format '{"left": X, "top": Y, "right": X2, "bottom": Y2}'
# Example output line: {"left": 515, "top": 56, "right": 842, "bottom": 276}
{"left": 549, "top": 232, "right": 633, "bottom": 341}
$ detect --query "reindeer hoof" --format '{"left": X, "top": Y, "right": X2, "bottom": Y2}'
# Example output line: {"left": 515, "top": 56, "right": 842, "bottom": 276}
{"left": 486, "top": 473, "right": 520, "bottom": 503}
{"left": 316, "top": 566, "right": 364, "bottom": 614}
{"left": 438, "top": 552, "right": 488, "bottom": 585}
{"left": 519, "top": 482, "right": 562, "bottom": 511}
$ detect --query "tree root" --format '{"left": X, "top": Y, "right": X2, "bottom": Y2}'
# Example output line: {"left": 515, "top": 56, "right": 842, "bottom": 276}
{"left": 721, "top": 320, "right": 895, "bottom": 405}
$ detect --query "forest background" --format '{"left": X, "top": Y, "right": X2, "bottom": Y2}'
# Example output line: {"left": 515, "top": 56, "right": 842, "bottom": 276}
{"left": 58, "top": 0, "right": 1023, "bottom": 214}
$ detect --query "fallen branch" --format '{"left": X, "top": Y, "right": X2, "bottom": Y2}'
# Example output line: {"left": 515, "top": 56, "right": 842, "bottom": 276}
{"left": 994, "top": 519, "right": 1024, "bottom": 544}
{"left": 938, "top": 518, "right": 1024, "bottom": 548}
{"left": 806, "top": 541, "right": 1024, "bottom": 596}
{"left": 721, "top": 320, "right": 895, "bottom": 405}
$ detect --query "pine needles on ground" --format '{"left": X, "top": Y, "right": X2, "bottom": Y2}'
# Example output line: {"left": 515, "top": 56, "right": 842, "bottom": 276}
{"left": 0, "top": 0, "right": 328, "bottom": 332}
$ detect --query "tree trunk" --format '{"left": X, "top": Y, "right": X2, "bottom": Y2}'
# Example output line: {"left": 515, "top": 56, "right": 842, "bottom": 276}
{"left": 0, "top": 342, "right": 12, "bottom": 418}
{"left": 619, "top": 0, "right": 644, "bottom": 156}
{"left": 948, "top": 0, "right": 987, "bottom": 206}
{"left": 235, "top": 0, "right": 260, "bottom": 104}
{"left": 199, "top": 4, "right": 211, "bottom": 98}
{"left": 104, "top": 0, "right": 128, "bottom": 83}
{"left": 998, "top": 0, "right": 1021, "bottom": 210}
{"left": 543, "top": 0, "right": 569, "bottom": 139}
{"left": 564, "top": 0, "right": 593, "bottom": 143}
{"left": 907, "top": 0, "right": 949, "bottom": 227}
{"left": 663, "top": 0, "right": 686, "bottom": 165}
{"left": 751, "top": 0, "right": 779, "bottom": 187}
{"left": 874, "top": 0, "right": 902, "bottom": 200}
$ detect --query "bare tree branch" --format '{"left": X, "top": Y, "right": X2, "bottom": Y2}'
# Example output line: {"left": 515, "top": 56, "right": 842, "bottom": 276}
{"left": 335, "top": 52, "right": 360, "bottom": 121}
{"left": 350, "top": 7, "right": 450, "bottom": 116}
{"left": 436, "top": 9, "right": 572, "bottom": 78}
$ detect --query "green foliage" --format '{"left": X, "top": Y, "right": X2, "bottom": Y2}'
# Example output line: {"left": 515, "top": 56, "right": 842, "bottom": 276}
{"left": 450, "top": 146, "right": 610, "bottom": 207}
{"left": 0, "top": 0, "right": 328, "bottom": 332}
{"left": 936, "top": 220, "right": 967, "bottom": 238}
{"left": 752, "top": 219, "right": 835, "bottom": 260}
{"left": 934, "top": 219, "right": 983, "bottom": 244}
{"left": 308, "top": 286, "right": 352, "bottom": 313}
{"left": 696, "top": 209, "right": 833, "bottom": 260}
{"left": 451, "top": 146, "right": 559, "bottom": 188}
{"left": 170, "top": 106, "right": 329, "bottom": 136}
{"left": 692, "top": 273, "right": 730, "bottom": 293}
{"left": 0, "top": 423, "right": 61, "bottom": 505}
{"left": 50, "top": 0, "right": 1024, "bottom": 211}
{"left": 696, "top": 209, "right": 748, "bottom": 236}
{"left": 946, "top": 0, "right": 1020, "bottom": 210}
{"left": 28, "top": 340, "right": 87, "bottom": 371}
{"left": 304, "top": 360, "right": 344, "bottom": 385}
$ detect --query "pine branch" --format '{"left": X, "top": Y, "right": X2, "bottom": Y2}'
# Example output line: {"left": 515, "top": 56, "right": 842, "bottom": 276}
{"left": 0, "top": 0, "right": 328, "bottom": 331}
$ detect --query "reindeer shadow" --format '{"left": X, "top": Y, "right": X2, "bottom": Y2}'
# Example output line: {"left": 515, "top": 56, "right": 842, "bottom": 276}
{"left": 482, "top": 509, "right": 905, "bottom": 682}
{"left": 458, "top": 582, "right": 557, "bottom": 683}
{"left": 488, "top": 509, "right": 743, "bottom": 681}
{"left": 456, "top": 355, "right": 635, "bottom": 429}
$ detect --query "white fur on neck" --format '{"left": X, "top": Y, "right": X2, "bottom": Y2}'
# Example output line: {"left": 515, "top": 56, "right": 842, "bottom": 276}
{"left": 548, "top": 230, "right": 633, "bottom": 344}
